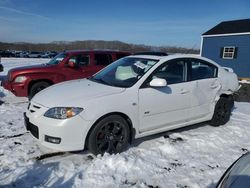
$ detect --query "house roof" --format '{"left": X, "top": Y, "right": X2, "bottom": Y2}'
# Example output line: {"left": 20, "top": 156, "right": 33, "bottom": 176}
{"left": 202, "top": 19, "right": 250, "bottom": 36}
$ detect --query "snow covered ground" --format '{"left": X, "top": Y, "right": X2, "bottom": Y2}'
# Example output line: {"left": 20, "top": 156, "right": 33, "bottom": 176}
{"left": 0, "top": 58, "right": 250, "bottom": 188}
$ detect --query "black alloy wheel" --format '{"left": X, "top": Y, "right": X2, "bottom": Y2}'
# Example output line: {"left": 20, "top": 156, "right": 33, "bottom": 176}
{"left": 88, "top": 115, "right": 130, "bottom": 155}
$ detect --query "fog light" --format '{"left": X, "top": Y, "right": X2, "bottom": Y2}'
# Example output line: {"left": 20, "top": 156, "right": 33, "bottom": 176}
{"left": 45, "top": 135, "right": 61, "bottom": 144}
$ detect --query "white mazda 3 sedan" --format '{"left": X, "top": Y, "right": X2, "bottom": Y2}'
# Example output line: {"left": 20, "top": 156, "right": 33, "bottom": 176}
{"left": 24, "top": 54, "right": 239, "bottom": 155}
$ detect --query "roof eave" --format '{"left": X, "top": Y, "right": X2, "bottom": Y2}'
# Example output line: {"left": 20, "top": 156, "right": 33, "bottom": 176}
{"left": 202, "top": 32, "right": 250, "bottom": 37}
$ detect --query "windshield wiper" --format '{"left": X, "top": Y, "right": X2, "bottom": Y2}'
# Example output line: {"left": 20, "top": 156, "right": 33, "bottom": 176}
{"left": 89, "top": 77, "right": 113, "bottom": 86}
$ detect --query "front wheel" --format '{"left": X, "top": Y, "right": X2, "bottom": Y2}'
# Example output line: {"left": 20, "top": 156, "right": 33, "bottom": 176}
{"left": 210, "top": 97, "right": 233, "bottom": 126}
{"left": 87, "top": 115, "right": 130, "bottom": 155}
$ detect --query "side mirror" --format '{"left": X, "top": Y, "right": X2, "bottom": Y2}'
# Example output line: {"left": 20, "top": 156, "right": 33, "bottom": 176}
{"left": 149, "top": 78, "right": 167, "bottom": 87}
{"left": 68, "top": 61, "right": 76, "bottom": 68}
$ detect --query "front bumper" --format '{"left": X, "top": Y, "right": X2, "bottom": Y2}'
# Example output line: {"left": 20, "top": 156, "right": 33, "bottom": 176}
{"left": 25, "top": 102, "right": 93, "bottom": 151}
{"left": 1, "top": 79, "right": 28, "bottom": 97}
{"left": 1, "top": 78, "right": 12, "bottom": 91}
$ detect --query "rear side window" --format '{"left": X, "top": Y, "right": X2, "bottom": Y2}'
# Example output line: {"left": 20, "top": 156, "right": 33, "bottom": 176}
{"left": 190, "top": 59, "right": 217, "bottom": 80}
{"left": 116, "top": 53, "right": 128, "bottom": 60}
{"left": 94, "top": 54, "right": 112, "bottom": 66}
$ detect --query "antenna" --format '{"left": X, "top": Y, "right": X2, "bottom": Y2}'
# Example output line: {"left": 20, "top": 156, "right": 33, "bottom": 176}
{"left": 184, "top": 43, "right": 198, "bottom": 54}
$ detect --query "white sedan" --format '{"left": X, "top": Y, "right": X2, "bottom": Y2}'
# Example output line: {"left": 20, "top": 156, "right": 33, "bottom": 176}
{"left": 25, "top": 54, "right": 239, "bottom": 155}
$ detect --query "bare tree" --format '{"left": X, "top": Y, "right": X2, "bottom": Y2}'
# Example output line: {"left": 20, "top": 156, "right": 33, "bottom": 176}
{"left": 0, "top": 40, "right": 199, "bottom": 54}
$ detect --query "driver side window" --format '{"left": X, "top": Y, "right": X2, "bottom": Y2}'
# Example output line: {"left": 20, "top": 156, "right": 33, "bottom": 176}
{"left": 151, "top": 59, "right": 187, "bottom": 85}
{"left": 68, "top": 54, "right": 89, "bottom": 66}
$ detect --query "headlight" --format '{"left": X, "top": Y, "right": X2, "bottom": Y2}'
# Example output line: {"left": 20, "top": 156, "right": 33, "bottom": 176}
{"left": 44, "top": 107, "right": 83, "bottom": 119}
{"left": 14, "top": 76, "right": 27, "bottom": 83}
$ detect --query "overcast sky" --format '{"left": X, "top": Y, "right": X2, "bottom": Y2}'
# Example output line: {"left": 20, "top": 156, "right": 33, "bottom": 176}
{"left": 0, "top": 0, "right": 249, "bottom": 48}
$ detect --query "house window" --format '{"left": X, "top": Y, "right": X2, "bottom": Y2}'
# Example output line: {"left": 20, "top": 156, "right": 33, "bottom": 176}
{"left": 222, "top": 47, "right": 236, "bottom": 59}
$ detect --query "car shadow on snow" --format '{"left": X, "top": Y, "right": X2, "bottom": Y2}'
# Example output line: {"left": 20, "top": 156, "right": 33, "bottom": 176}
{"left": 0, "top": 100, "right": 4, "bottom": 105}
{"left": 132, "top": 106, "right": 237, "bottom": 148}
{"left": 132, "top": 121, "right": 213, "bottom": 147}
{"left": 2, "top": 162, "right": 78, "bottom": 188}
{"left": 0, "top": 92, "right": 5, "bottom": 106}
{"left": 0, "top": 90, "right": 5, "bottom": 98}
{"left": 0, "top": 89, "right": 6, "bottom": 106}
{"left": 0, "top": 75, "right": 6, "bottom": 105}
{"left": 0, "top": 75, "right": 6, "bottom": 82}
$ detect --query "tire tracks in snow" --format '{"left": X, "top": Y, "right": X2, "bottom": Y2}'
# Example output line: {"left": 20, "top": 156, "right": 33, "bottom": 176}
{"left": 0, "top": 132, "right": 28, "bottom": 139}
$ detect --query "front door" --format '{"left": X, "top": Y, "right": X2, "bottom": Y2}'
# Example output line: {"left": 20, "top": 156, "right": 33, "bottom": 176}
{"left": 138, "top": 58, "right": 191, "bottom": 132}
{"left": 64, "top": 54, "right": 95, "bottom": 80}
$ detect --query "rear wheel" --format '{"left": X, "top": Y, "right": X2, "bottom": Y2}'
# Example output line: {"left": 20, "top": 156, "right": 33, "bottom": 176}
{"left": 87, "top": 115, "right": 130, "bottom": 155}
{"left": 210, "top": 97, "right": 233, "bottom": 126}
{"left": 29, "top": 81, "right": 50, "bottom": 100}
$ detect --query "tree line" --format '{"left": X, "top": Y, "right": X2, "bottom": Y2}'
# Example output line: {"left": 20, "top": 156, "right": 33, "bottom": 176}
{"left": 0, "top": 40, "right": 199, "bottom": 54}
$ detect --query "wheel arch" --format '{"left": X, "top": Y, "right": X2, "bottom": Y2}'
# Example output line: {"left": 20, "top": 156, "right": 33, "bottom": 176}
{"left": 214, "top": 92, "right": 233, "bottom": 102}
{"left": 220, "top": 93, "right": 234, "bottom": 107}
{"left": 220, "top": 93, "right": 232, "bottom": 98}
{"left": 84, "top": 112, "right": 135, "bottom": 149}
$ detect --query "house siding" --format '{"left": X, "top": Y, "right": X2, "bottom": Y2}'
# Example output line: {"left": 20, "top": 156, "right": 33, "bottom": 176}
{"left": 201, "top": 35, "right": 250, "bottom": 78}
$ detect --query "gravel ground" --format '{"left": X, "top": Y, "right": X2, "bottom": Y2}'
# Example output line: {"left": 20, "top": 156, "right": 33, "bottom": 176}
{"left": 234, "top": 83, "right": 250, "bottom": 102}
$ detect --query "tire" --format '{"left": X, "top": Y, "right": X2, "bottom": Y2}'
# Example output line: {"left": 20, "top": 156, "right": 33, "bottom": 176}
{"left": 29, "top": 81, "right": 50, "bottom": 100}
{"left": 87, "top": 115, "right": 130, "bottom": 155}
{"left": 210, "top": 97, "right": 233, "bottom": 126}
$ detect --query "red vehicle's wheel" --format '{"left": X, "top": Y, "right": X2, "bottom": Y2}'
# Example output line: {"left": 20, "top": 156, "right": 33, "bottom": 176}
{"left": 29, "top": 81, "right": 51, "bottom": 100}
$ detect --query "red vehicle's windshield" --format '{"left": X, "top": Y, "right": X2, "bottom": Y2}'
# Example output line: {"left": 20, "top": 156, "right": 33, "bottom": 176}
{"left": 47, "top": 53, "right": 67, "bottom": 65}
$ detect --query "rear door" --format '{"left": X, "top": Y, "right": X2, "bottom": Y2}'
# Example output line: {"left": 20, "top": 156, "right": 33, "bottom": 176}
{"left": 188, "top": 58, "right": 220, "bottom": 119}
{"left": 94, "top": 53, "right": 113, "bottom": 71}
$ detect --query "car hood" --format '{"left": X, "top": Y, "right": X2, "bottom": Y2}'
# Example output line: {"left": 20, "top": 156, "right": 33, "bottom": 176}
{"left": 10, "top": 64, "right": 51, "bottom": 72}
{"left": 32, "top": 79, "right": 126, "bottom": 108}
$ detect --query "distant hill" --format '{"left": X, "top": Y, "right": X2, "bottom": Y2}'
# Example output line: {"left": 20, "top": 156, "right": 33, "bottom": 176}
{"left": 0, "top": 40, "right": 199, "bottom": 54}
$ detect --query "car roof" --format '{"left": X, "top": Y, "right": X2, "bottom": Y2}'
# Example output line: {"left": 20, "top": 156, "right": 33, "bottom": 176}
{"left": 64, "top": 49, "right": 130, "bottom": 54}
{"left": 130, "top": 54, "right": 199, "bottom": 60}
{"left": 130, "top": 54, "right": 220, "bottom": 67}
{"left": 129, "top": 55, "right": 164, "bottom": 60}
{"left": 133, "top": 52, "right": 168, "bottom": 56}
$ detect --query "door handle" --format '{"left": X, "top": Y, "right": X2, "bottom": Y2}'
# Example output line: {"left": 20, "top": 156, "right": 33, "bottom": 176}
{"left": 180, "top": 89, "right": 189, "bottom": 94}
{"left": 210, "top": 84, "right": 218, "bottom": 89}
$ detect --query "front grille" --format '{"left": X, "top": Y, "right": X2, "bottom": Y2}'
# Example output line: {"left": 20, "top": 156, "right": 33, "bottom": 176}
{"left": 28, "top": 103, "right": 42, "bottom": 113}
{"left": 29, "top": 122, "right": 39, "bottom": 139}
{"left": 33, "top": 105, "right": 41, "bottom": 109}
{"left": 24, "top": 113, "right": 39, "bottom": 139}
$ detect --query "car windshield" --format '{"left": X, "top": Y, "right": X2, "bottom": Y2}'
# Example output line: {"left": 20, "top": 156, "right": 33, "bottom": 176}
{"left": 47, "top": 53, "right": 67, "bottom": 65}
{"left": 220, "top": 153, "right": 250, "bottom": 188}
{"left": 89, "top": 57, "right": 158, "bottom": 88}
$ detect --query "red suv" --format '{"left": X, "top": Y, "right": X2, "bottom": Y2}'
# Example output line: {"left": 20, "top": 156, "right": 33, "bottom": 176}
{"left": 1, "top": 50, "right": 130, "bottom": 99}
